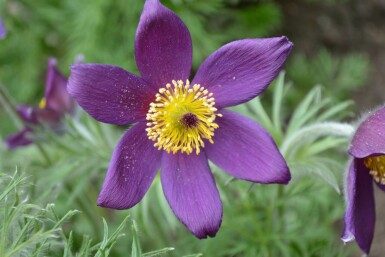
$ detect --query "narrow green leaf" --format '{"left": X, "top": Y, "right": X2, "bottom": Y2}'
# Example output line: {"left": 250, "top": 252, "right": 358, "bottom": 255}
{"left": 131, "top": 220, "right": 142, "bottom": 257}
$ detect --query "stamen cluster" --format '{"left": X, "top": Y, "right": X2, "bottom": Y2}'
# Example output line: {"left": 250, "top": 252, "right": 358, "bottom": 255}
{"left": 364, "top": 156, "right": 385, "bottom": 184}
{"left": 146, "top": 80, "right": 222, "bottom": 154}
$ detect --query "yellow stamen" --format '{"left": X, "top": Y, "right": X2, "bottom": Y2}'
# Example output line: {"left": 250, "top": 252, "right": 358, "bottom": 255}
{"left": 38, "top": 98, "right": 46, "bottom": 109}
{"left": 364, "top": 155, "right": 385, "bottom": 184}
{"left": 146, "top": 80, "right": 222, "bottom": 155}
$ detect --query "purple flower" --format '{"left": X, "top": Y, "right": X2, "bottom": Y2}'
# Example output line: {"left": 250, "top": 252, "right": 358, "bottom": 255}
{"left": 341, "top": 107, "right": 385, "bottom": 254}
{"left": 0, "top": 17, "right": 6, "bottom": 40}
{"left": 68, "top": 0, "right": 292, "bottom": 238}
{"left": 5, "top": 58, "right": 75, "bottom": 149}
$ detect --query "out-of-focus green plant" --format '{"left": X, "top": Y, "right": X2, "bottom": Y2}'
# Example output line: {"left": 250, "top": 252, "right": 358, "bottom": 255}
{"left": 286, "top": 49, "right": 369, "bottom": 107}
{"left": 303, "top": 0, "right": 348, "bottom": 5}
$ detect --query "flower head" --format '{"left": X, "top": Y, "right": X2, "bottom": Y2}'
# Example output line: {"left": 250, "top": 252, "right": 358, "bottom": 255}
{"left": 68, "top": 0, "right": 292, "bottom": 238}
{"left": 5, "top": 58, "right": 75, "bottom": 149}
{"left": 341, "top": 106, "right": 385, "bottom": 254}
{"left": 0, "top": 17, "right": 6, "bottom": 40}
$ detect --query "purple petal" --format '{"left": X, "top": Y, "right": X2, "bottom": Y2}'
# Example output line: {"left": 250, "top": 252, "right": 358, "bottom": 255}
{"left": 34, "top": 108, "right": 62, "bottom": 124}
{"left": 17, "top": 105, "right": 61, "bottom": 125}
{"left": 135, "top": 0, "right": 192, "bottom": 89}
{"left": 0, "top": 17, "right": 6, "bottom": 40}
{"left": 68, "top": 64, "right": 156, "bottom": 125}
{"left": 206, "top": 109, "right": 290, "bottom": 184}
{"left": 44, "top": 58, "right": 74, "bottom": 114}
{"left": 161, "top": 152, "right": 222, "bottom": 238}
{"left": 192, "top": 37, "right": 293, "bottom": 108}
{"left": 97, "top": 122, "right": 162, "bottom": 209}
{"left": 349, "top": 106, "right": 385, "bottom": 158}
{"left": 16, "top": 105, "right": 38, "bottom": 124}
{"left": 341, "top": 158, "right": 375, "bottom": 255}
{"left": 4, "top": 128, "right": 33, "bottom": 150}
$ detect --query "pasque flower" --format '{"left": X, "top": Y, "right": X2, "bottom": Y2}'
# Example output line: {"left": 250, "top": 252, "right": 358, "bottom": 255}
{"left": 0, "top": 17, "right": 6, "bottom": 40}
{"left": 341, "top": 106, "right": 385, "bottom": 254}
{"left": 68, "top": 0, "right": 292, "bottom": 238}
{"left": 5, "top": 58, "right": 75, "bottom": 149}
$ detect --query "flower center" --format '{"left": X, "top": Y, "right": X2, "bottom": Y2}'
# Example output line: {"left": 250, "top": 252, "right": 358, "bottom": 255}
{"left": 364, "top": 155, "right": 385, "bottom": 184}
{"left": 146, "top": 80, "right": 222, "bottom": 155}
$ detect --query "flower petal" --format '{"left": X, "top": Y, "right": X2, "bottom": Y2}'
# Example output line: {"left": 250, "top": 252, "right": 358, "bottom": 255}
{"left": 35, "top": 108, "right": 62, "bottom": 124}
{"left": 0, "top": 17, "right": 6, "bottom": 40}
{"left": 161, "top": 152, "right": 222, "bottom": 238}
{"left": 16, "top": 105, "right": 61, "bottom": 124}
{"left": 44, "top": 58, "right": 74, "bottom": 114}
{"left": 135, "top": 0, "right": 192, "bottom": 89}
{"left": 17, "top": 105, "right": 38, "bottom": 124}
{"left": 192, "top": 37, "right": 292, "bottom": 108}
{"left": 349, "top": 106, "right": 385, "bottom": 158}
{"left": 68, "top": 64, "right": 156, "bottom": 125}
{"left": 206, "top": 109, "right": 290, "bottom": 184}
{"left": 341, "top": 158, "right": 375, "bottom": 255}
{"left": 97, "top": 122, "right": 162, "bottom": 210}
{"left": 4, "top": 128, "right": 33, "bottom": 150}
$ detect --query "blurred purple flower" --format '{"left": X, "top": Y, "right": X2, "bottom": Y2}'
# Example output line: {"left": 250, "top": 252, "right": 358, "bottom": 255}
{"left": 0, "top": 17, "right": 6, "bottom": 40}
{"left": 68, "top": 0, "right": 292, "bottom": 238}
{"left": 5, "top": 58, "right": 75, "bottom": 149}
{"left": 342, "top": 106, "right": 385, "bottom": 254}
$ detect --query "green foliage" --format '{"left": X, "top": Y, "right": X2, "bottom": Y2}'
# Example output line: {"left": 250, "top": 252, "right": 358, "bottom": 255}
{"left": 0, "top": 170, "right": 176, "bottom": 257}
{"left": 216, "top": 2, "right": 282, "bottom": 41}
{"left": 286, "top": 49, "right": 369, "bottom": 107}
{"left": 0, "top": 170, "right": 77, "bottom": 256}
{"left": 303, "top": 0, "right": 349, "bottom": 5}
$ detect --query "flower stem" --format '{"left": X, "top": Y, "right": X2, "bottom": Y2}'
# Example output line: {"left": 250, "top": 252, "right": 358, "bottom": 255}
{"left": 0, "top": 85, "right": 23, "bottom": 129}
{"left": 64, "top": 182, "right": 102, "bottom": 237}
{"left": 276, "top": 185, "right": 285, "bottom": 226}
{"left": 35, "top": 143, "right": 52, "bottom": 166}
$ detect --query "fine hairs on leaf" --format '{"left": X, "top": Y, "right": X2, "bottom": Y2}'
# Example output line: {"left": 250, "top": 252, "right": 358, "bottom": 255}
{"left": 92, "top": 216, "right": 129, "bottom": 257}
{"left": 0, "top": 170, "right": 155, "bottom": 257}
{"left": 0, "top": 170, "right": 79, "bottom": 257}
{"left": 131, "top": 219, "right": 175, "bottom": 257}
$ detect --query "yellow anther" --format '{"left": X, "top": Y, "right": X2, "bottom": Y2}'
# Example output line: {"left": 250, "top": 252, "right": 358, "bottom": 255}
{"left": 38, "top": 98, "right": 46, "bottom": 109}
